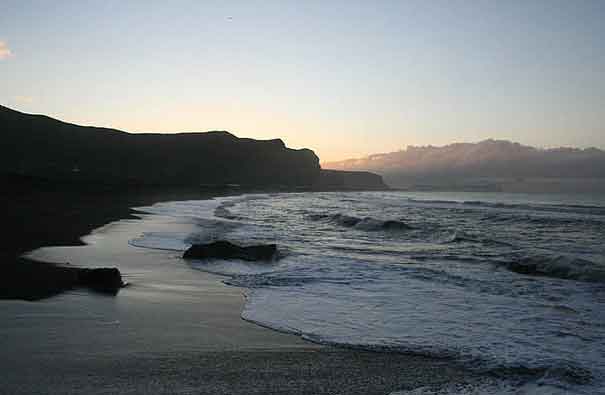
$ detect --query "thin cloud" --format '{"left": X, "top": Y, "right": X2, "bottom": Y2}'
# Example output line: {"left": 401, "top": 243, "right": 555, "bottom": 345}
{"left": 0, "top": 40, "right": 13, "bottom": 60}
{"left": 14, "top": 96, "right": 34, "bottom": 104}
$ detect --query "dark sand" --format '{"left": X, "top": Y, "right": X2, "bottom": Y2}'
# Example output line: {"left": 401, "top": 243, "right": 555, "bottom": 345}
{"left": 0, "top": 183, "right": 473, "bottom": 394}
{"left": 4, "top": 350, "right": 466, "bottom": 395}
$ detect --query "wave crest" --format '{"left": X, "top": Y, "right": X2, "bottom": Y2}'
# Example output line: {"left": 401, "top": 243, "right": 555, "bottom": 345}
{"left": 505, "top": 255, "right": 605, "bottom": 283}
{"left": 307, "top": 213, "right": 412, "bottom": 231}
{"left": 441, "top": 231, "right": 514, "bottom": 247}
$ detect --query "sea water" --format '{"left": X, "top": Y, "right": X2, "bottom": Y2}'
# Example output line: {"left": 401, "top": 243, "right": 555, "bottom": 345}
{"left": 131, "top": 191, "right": 605, "bottom": 394}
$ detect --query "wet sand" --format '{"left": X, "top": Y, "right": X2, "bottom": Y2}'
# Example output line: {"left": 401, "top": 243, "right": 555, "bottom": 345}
{"left": 0, "top": 207, "right": 473, "bottom": 394}
{"left": 0, "top": 179, "right": 224, "bottom": 300}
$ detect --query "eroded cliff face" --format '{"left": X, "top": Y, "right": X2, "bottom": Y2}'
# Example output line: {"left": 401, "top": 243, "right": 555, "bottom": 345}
{"left": 1, "top": 105, "right": 320, "bottom": 188}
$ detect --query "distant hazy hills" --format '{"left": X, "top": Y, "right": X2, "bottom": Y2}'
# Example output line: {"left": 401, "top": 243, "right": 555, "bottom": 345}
{"left": 324, "top": 140, "right": 605, "bottom": 192}
{"left": 1, "top": 105, "right": 386, "bottom": 190}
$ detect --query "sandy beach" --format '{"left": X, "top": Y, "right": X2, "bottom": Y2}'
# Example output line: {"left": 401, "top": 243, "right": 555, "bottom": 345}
{"left": 0, "top": 207, "right": 472, "bottom": 395}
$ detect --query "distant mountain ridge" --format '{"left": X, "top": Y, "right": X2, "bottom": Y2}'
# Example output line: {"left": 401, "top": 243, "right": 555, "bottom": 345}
{"left": 1, "top": 105, "right": 387, "bottom": 190}
{"left": 324, "top": 139, "right": 605, "bottom": 191}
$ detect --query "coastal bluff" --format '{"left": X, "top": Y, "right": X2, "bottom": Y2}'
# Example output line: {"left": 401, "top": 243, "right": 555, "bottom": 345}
{"left": 316, "top": 169, "right": 388, "bottom": 190}
{"left": 0, "top": 105, "right": 320, "bottom": 188}
{"left": 1, "top": 105, "right": 387, "bottom": 190}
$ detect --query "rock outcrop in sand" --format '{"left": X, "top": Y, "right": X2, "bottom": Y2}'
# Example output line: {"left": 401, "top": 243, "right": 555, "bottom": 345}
{"left": 183, "top": 241, "right": 277, "bottom": 262}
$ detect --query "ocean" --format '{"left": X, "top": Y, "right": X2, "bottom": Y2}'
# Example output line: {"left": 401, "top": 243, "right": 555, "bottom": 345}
{"left": 132, "top": 191, "right": 605, "bottom": 394}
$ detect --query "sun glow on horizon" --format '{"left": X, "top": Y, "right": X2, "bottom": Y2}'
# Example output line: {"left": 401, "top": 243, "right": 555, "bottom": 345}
{"left": 1, "top": 1, "right": 604, "bottom": 161}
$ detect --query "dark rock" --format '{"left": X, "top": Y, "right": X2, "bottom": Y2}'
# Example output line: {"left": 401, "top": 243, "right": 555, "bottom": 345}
{"left": 0, "top": 260, "right": 80, "bottom": 301}
{"left": 183, "top": 241, "right": 277, "bottom": 262}
{"left": 78, "top": 267, "right": 124, "bottom": 294}
{"left": 0, "top": 260, "right": 125, "bottom": 300}
{"left": 315, "top": 169, "right": 388, "bottom": 190}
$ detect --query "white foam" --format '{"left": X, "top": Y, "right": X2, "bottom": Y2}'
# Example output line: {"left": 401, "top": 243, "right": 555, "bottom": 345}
{"left": 129, "top": 231, "right": 192, "bottom": 251}
{"left": 127, "top": 191, "right": 605, "bottom": 394}
{"left": 390, "top": 377, "right": 582, "bottom": 395}
{"left": 134, "top": 198, "right": 223, "bottom": 220}
{"left": 188, "top": 259, "right": 279, "bottom": 277}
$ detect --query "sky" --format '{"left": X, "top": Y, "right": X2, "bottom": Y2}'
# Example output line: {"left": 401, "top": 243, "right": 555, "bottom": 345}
{"left": 1, "top": 0, "right": 604, "bottom": 162}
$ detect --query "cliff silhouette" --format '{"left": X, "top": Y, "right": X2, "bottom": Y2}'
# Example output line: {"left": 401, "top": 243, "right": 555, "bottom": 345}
{"left": 1, "top": 105, "right": 321, "bottom": 188}
{"left": 2, "top": 105, "right": 387, "bottom": 190}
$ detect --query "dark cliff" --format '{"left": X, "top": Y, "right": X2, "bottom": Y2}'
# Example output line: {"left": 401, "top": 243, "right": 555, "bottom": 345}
{"left": 0, "top": 105, "right": 320, "bottom": 187}
{"left": 316, "top": 169, "right": 388, "bottom": 190}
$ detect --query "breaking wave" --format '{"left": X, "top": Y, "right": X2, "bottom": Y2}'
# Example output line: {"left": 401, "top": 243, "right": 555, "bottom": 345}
{"left": 439, "top": 231, "right": 514, "bottom": 247}
{"left": 405, "top": 197, "right": 605, "bottom": 217}
{"left": 132, "top": 191, "right": 605, "bottom": 394}
{"left": 505, "top": 255, "right": 605, "bottom": 283}
{"left": 307, "top": 213, "right": 412, "bottom": 231}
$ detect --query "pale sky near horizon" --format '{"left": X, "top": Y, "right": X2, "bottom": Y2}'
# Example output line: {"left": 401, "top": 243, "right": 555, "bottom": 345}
{"left": 1, "top": 0, "right": 604, "bottom": 162}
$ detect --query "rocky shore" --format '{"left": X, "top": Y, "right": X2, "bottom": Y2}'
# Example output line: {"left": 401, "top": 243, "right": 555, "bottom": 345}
{"left": 0, "top": 175, "right": 218, "bottom": 300}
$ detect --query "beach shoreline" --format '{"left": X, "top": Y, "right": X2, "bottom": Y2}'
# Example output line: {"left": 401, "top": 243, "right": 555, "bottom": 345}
{"left": 0, "top": 178, "right": 390, "bottom": 300}
{"left": 0, "top": 180, "right": 220, "bottom": 299}
{"left": 0, "top": 188, "right": 474, "bottom": 394}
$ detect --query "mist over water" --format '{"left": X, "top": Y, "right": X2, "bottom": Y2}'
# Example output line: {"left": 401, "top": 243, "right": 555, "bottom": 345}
{"left": 132, "top": 191, "right": 605, "bottom": 394}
